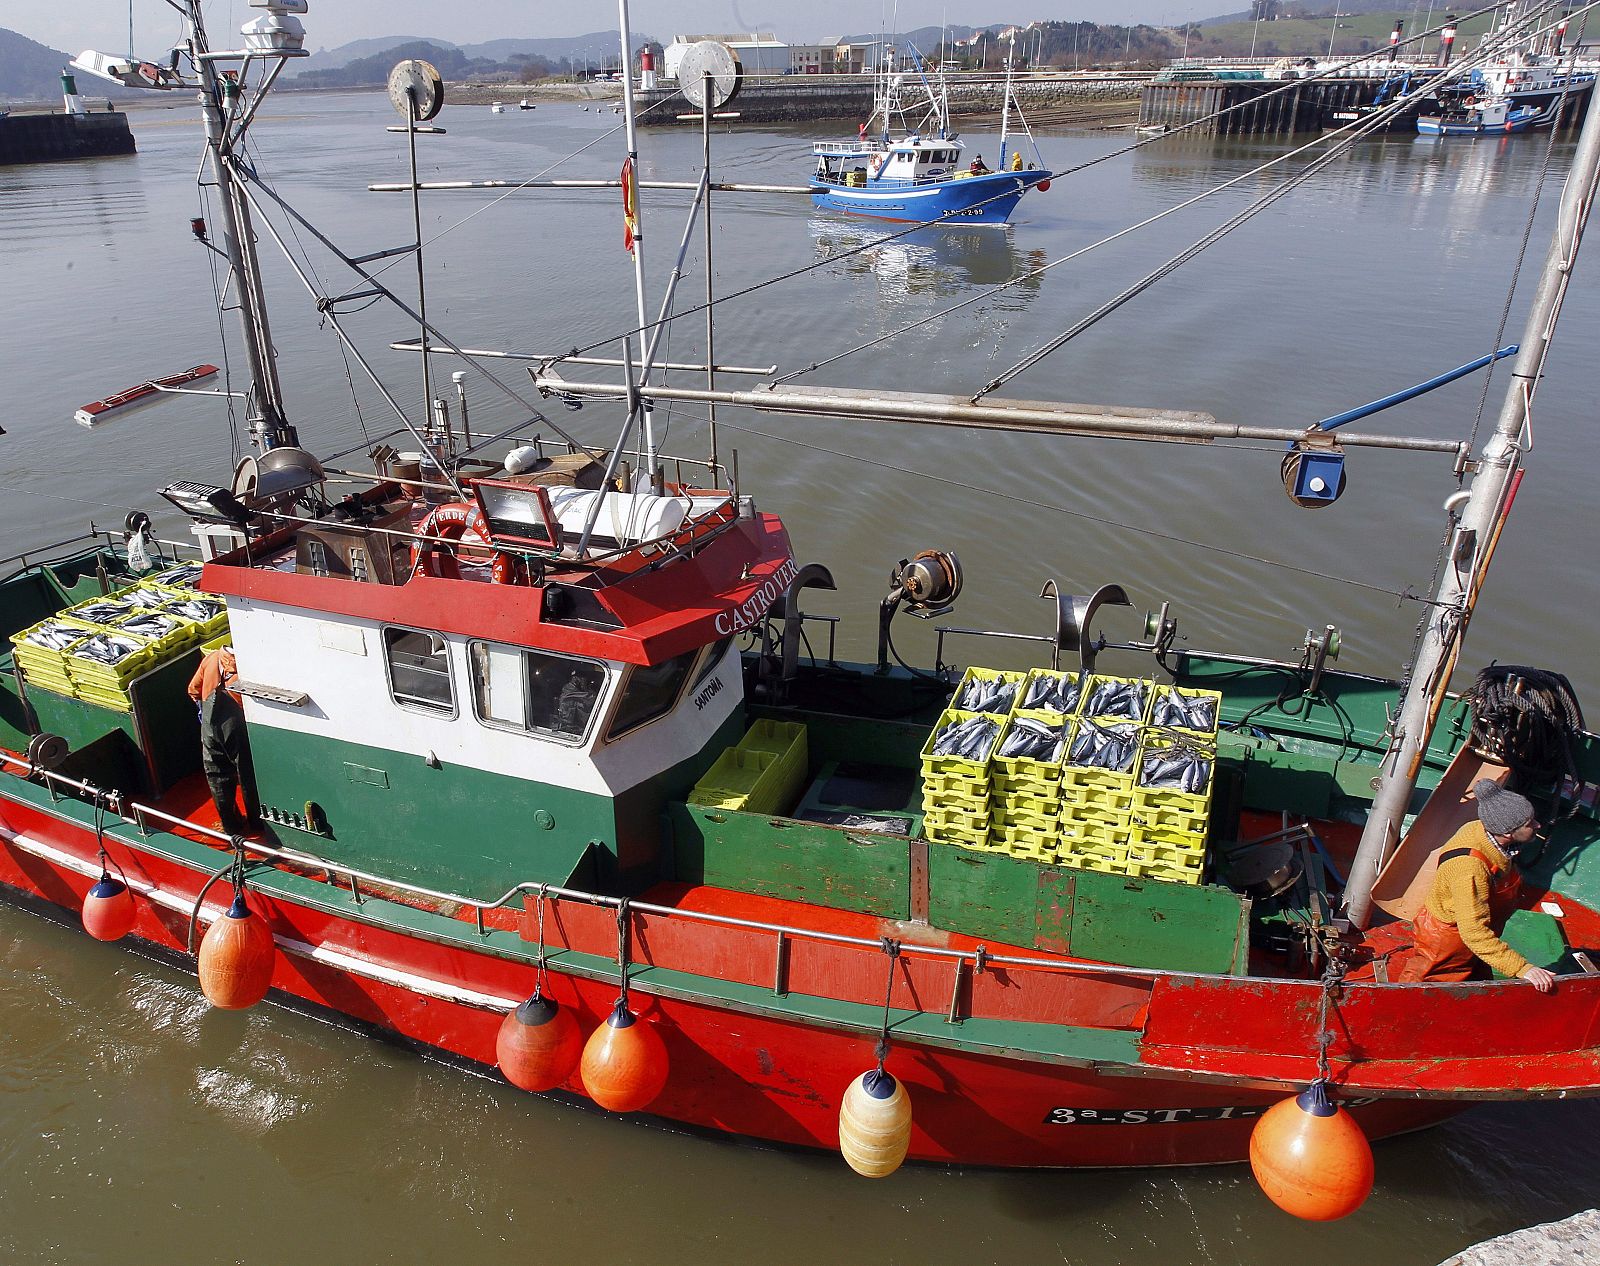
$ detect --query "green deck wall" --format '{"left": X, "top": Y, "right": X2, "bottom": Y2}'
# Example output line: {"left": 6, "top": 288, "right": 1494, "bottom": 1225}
{"left": 250, "top": 710, "right": 742, "bottom": 901}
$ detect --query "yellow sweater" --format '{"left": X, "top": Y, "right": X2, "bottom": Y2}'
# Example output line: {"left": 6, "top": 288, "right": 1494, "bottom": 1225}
{"left": 1422, "top": 821, "right": 1530, "bottom": 979}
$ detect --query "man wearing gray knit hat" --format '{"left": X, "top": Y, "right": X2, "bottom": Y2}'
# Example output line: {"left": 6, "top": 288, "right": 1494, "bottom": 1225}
{"left": 1399, "top": 779, "right": 1555, "bottom": 992}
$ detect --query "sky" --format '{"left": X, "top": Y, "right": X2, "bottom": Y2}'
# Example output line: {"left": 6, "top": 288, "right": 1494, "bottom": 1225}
{"left": 13, "top": 1, "right": 1197, "bottom": 59}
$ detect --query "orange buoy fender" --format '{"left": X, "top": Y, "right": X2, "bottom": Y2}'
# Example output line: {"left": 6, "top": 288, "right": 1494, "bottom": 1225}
{"left": 496, "top": 992, "right": 582, "bottom": 1092}
{"left": 580, "top": 999, "right": 669, "bottom": 1112}
{"left": 82, "top": 874, "right": 137, "bottom": 942}
{"left": 1249, "top": 1081, "right": 1374, "bottom": 1221}
{"left": 198, "top": 892, "right": 277, "bottom": 1010}
{"left": 839, "top": 1068, "right": 913, "bottom": 1177}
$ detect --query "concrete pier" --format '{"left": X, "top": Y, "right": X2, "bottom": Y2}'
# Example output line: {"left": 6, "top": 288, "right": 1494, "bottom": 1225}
{"left": 0, "top": 111, "right": 136, "bottom": 166}
{"left": 631, "top": 75, "right": 1142, "bottom": 128}
{"left": 1439, "top": 1207, "right": 1600, "bottom": 1265}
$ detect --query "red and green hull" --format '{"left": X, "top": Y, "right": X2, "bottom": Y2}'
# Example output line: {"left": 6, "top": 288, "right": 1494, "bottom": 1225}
{"left": 5, "top": 780, "right": 1596, "bottom": 1170}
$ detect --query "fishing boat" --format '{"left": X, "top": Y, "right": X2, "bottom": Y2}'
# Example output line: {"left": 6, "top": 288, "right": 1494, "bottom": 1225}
{"left": 810, "top": 46, "right": 1051, "bottom": 225}
{"left": 519, "top": 99, "right": 535, "bottom": 111}
{"left": 1416, "top": 14, "right": 1596, "bottom": 137}
{"left": 73, "top": 363, "right": 220, "bottom": 426}
{"left": 491, "top": 101, "right": 505, "bottom": 114}
{"left": 10, "top": 4, "right": 1600, "bottom": 1200}
{"left": 1418, "top": 97, "right": 1543, "bottom": 135}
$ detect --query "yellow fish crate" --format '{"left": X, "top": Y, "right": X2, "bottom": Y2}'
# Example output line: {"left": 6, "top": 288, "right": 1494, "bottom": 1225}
{"left": 1080, "top": 674, "right": 1152, "bottom": 725}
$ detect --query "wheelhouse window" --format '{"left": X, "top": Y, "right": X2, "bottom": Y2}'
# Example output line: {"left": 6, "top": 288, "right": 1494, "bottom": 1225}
{"left": 606, "top": 648, "right": 700, "bottom": 739}
{"left": 470, "top": 642, "right": 607, "bottom": 742}
{"left": 384, "top": 627, "right": 455, "bottom": 714}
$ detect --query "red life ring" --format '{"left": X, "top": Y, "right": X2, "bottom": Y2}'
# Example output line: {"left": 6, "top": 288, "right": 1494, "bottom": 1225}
{"left": 412, "top": 502, "right": 530, "bottom": 583}
{"left": 412, "top": 502, "right": 489, "bottom": 579}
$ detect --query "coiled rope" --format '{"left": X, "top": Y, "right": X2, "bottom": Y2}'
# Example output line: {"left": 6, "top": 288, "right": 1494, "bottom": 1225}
{"left": 1464, "top": 664, "right": 1585, "bottom": 789}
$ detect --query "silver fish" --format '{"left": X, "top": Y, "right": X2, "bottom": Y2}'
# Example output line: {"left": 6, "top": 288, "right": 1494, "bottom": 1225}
{"left": 1022, "top": 675, "right": 1080, "bottom": 713}
{"left": 932, "top": 714, "right": 1000, "bottom": 760}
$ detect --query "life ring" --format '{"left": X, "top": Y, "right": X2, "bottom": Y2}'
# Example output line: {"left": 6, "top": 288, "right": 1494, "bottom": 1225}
{"left": 413, "top": 502, "right": 530, "bottom": 583}
{"left": 869, "top": 152, "right": 887, "bottom": 176}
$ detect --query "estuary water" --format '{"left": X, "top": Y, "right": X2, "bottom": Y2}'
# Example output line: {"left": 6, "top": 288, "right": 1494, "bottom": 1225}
{"left": 1, "top": 89, "right": 1598, "bottom": 1264}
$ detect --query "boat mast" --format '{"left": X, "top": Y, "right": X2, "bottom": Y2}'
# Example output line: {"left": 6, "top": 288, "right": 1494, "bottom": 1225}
{"left": 999, "top": 35, "right": 1015, "bottom": 166}
{"left": 616, "top": 0, "right": 658, "bottom": 487}
{"left": 183, "top": 0, "right": 297, "bottom": 450}
{"left": 1343, "top": 85, "right": 1600, "bottom": 928}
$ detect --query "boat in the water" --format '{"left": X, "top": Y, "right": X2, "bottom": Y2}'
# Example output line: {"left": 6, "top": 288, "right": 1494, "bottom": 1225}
{"left": 519, "top": 98, "right": 535, "bottom": 111}
{"left": 810, "top": 46, "right": 1051, "bottom": 225}
{"left": 491, "top": 101, "right": 505, "bottom": 114}
{"left": 13, "top": 4, "right": 1600, "bottom": 1201}
{"left": 73, "top": 363, "right": 219, "bottom": 426}
{"left": 1416, "top": 10, "right": 1596, "bottom": 137}
{"left": 1418, "top": 97, "right": 1543, "bottom": 135}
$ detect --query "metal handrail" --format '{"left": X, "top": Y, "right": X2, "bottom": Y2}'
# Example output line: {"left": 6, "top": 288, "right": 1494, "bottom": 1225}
{"left": 0, "top": 747, "right": 1249, "bottom": 992}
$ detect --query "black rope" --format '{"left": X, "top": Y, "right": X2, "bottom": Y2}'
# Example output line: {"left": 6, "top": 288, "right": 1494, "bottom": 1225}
{"left": 186, "top": 843, "right": 247, "bottom": 957}
{"left": 875, "top": 937, "right": 901, "bottom": 1072}
{"left": 1464, "top": 665, "right": 1585, "bottom": 795}
{"left": 533, "top": 884, "right": 549, "bottom": 998}
{"left": 1314, "top": 955, "right": 1345, "bottom": 1084}
{"left": 615, "top": 898, "right": 632, "bottom": 1012}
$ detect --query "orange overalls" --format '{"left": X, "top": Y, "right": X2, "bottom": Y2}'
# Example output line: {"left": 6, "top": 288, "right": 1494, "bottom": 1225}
{"left": 1400, "top": 846, "right": 1524, "bottom": 983}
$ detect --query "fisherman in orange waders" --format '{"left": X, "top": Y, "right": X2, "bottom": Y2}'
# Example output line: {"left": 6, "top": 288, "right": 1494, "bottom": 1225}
{"left": 1400, "top": 780, "right": 1556, "bottom": 992}
{"left": 187, "top": 646, "right": 263, "bottom": 838}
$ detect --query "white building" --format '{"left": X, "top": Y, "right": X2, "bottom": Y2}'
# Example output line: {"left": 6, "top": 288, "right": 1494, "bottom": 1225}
{"left": 663, "top": 33, "right": 788, "bottom": 79}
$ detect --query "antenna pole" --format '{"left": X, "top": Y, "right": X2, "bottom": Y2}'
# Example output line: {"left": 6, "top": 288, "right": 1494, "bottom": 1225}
{"left": 1343, "top": 83, "right": 1600, "bottom": 928}
{"left": 999, "top": 35, "right": 1015, "bottom": 166}
{"left": 617, "top": 0, "right": 659, "bottom": 489}
{"left": 186, "top": 1, "right": 296, "bottom": 450}
{"left": 406, "top": 93, "right": 434, "bottom": 457}
{"left": 702, "top": 73, "right": 719, "bottom": 481}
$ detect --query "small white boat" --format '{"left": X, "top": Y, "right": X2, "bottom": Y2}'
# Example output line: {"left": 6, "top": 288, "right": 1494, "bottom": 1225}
{"left": 518, "top": 98, "right": 535, "bottom": 111}
{"left": 490, "top": 101, "right": 505, "bottom": 114}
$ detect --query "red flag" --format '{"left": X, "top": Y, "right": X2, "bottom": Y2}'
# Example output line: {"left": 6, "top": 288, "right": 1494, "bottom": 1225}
{"left": 620, "top": 157, "right": 638, "bottom": 254}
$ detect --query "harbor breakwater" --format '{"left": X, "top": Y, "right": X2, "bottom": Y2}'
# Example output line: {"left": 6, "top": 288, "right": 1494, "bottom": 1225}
{"left": 630, "top": 75, "right": 1144, "bottom": 128}
{"left": 0, "top": 111, "right": 136, "bottom": 166}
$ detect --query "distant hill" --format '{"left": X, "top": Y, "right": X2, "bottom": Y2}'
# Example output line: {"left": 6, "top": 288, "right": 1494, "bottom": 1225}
{"left": 0, "top": 27, "right": 76, "bottom": 104}
{"left": 288, "top": 36, "right": 459, "bottom": 78}
{"left": 287, "top": 30, "right": 645, "bottom": 79}
{"left": 292, "top": 41, "right": 488, "bottom": 89}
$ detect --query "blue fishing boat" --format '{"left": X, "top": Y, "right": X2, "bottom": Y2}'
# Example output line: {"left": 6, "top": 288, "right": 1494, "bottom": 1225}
{"left": 810, "top": 46, "right": 1052, "bottom": 226}
{"left": 1417, "top": 99, "right": 1542, "bottom": 135}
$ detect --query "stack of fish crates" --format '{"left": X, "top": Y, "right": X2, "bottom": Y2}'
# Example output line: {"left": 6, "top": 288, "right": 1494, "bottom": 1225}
{"left": 1057, "top": 675, "right": 1148, "bottom": 872}
{"left": 919, "top": 664, "right": 1225, "bottom": 886}
{"left": 8, "top": 570, "right": 229, "bottom": 712}
{"left": 920, "top": 699, "right": 1009, "bottom": 849}
{"left": 689, "top": 718, "right": 808, "bottom": 815}
{"left": 1128, "top": 684, "right": 1222, "bottom": 884}
{"left": 988, "top": 667, "right": 1079, "bottom": 860}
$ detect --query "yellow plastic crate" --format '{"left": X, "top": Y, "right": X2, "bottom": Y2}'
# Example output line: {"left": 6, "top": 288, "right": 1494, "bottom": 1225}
{"left": 1149, "top": 684, "right": 1223, "bottom": 736}
{"left": 989, "top": 791, "right": 1060, "bottom": 827}
{"left": 924, "top": 801, "right": 992, "bottom": 835}
{"left": 1130, "top": 827, "right": 1206, "bottom": 857}
{"left": 1131, "top": 789, "right": 1210, "bottom": 835}
{"left": 1058, "top": 811, "right": 1131, "bottom": 851}
{"left": 689, "top": 747, "right": 777, "bottom": 811}
{"left": 734, "top": 718, "right": 808, "bottom": 816}
{"left": 924, "top": 819, "right": 992, "bottom": 850}
{"left": 950, "top": 666, "right": 1027, "bottom": 717}
{"left": 1059, "top": 782, "right": 1134, "bottom": 813}
{"left": 989, "top": 809, "right": 1058, "bottom": 841}
{"left": 1081, "top": 674, "right": 1151, "bottom": 724}
{"left": 991, "top": 709, "right": 1067, "bottom": 788}
{"left": 921, "top": 709, "right": 1004, "bottom": 780}
{"left": 1016, "top": 667, "right": 1083, "bottom": 718}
